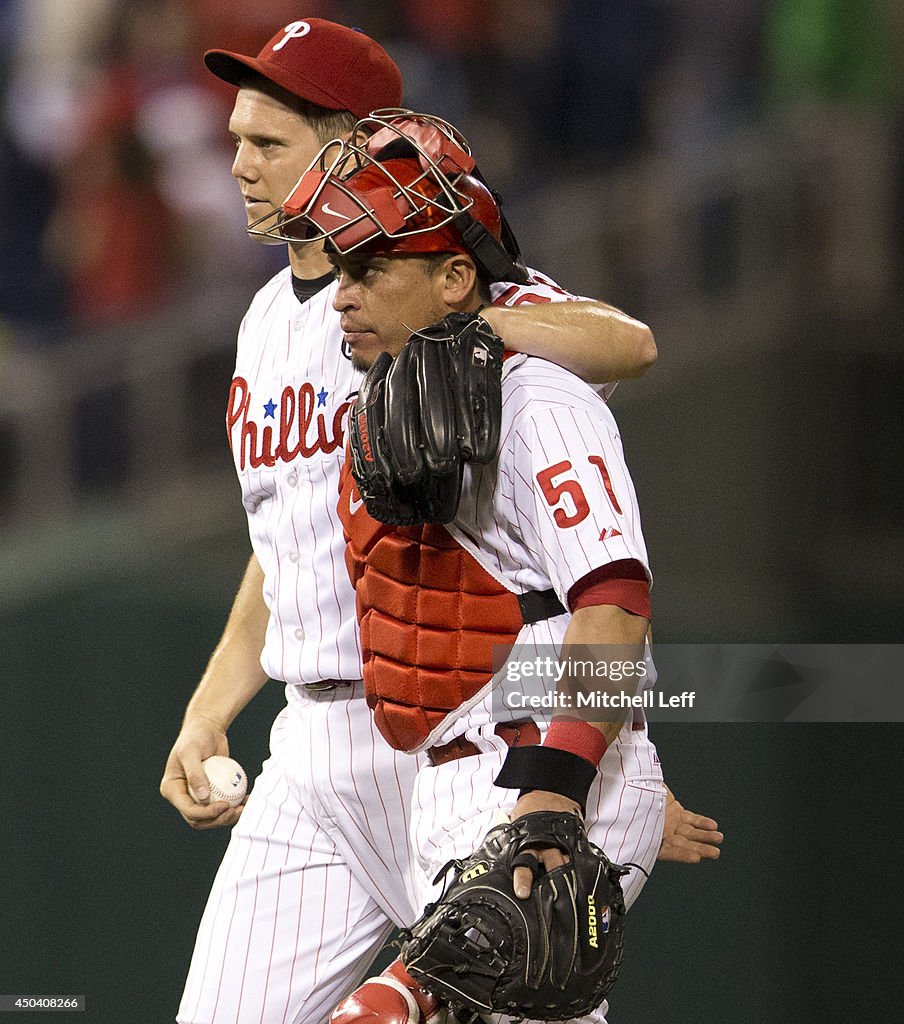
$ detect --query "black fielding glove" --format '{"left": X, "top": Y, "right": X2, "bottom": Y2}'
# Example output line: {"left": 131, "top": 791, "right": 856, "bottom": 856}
{"left": 348, "top": 312, "right": 503, "bottom": 526}
{"left": 401, "top": 811, "right": 628, "bottom": 1021}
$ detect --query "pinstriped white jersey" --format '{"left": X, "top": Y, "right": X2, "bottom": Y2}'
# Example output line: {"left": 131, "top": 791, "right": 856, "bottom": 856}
{"left": 226, "top": 266, "right": 589, "bottom": 686}
{"left": 452, "top": 353, "right": 649, "bottom": 603}
{"left": 435, "top": 354, "right": 651, "bottom": 744}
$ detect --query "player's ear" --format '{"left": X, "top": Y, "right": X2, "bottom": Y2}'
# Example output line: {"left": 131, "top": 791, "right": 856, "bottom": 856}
{"left": 440, "top": 255, "right": 478, "bottom": 307}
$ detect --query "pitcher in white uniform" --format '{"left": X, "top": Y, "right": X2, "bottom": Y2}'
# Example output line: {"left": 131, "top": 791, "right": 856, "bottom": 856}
{"left": 158, "top": 18, "right": 716, "bottom": 1024}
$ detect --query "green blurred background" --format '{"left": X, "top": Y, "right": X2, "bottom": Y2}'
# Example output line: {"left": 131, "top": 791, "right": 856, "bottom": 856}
{"left": 2, "top": 0, "right": 902, "bottom": 1020}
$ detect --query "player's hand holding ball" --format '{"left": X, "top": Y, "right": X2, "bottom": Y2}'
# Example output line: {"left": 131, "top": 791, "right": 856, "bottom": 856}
{"left": 189, "top": 756, "right": 248, "bottom": 807}
{"left": 160, "top": 717, "right": 247, "bottom": 830}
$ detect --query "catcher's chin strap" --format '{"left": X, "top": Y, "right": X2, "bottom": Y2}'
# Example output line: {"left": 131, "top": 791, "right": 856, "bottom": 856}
{"left": 452, "top": 211, "right": 530, "bottom": 285}
{"left": 467, "top": 162, "right": 532, "bottom": 285}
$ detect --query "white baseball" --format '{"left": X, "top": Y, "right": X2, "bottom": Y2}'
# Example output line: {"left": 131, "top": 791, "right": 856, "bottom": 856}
{"left": 190, "top": 755, "right": 248, "bottom": 807}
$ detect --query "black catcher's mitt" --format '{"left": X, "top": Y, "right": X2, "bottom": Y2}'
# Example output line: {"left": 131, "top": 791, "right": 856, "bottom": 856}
{"left": 401, "top": 811, "right": 628, "bottom": 1022}
{"left": 348, "top": 312, "right": 503, "bottom": 526}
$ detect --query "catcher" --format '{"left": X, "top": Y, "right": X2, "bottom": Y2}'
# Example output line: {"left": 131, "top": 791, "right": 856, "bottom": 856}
{"left": 278, "top": 112, "right": 700, "bottom": 1022}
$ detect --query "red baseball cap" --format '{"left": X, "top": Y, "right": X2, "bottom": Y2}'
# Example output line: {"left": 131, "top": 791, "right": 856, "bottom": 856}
{"left": 204, "top": 18, "right": 402, "bottom": 120}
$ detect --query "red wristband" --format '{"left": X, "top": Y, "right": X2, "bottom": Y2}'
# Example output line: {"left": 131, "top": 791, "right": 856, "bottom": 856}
{"left": 543, "top": 718, "right": 609, "bottom": 767}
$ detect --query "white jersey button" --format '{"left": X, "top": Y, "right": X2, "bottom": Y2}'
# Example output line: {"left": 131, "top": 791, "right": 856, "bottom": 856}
{"left": 294, "top": 628, "right": 304, "bottom": 640}
{"left": 289, "top": 551, "right": 300, "bottom": 563}
{"left": 287, "top": 473, "right": 298, "bottom": 486}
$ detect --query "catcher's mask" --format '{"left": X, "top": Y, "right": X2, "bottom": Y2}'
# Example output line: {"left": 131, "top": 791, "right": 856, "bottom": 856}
{"left": 248, "top": 109, "right": 529, "bottom": 283}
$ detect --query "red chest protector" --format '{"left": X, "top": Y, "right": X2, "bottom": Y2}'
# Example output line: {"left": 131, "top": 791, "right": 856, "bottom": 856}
{"left": 338, "top": 456, "right": 527, "bottom": 752}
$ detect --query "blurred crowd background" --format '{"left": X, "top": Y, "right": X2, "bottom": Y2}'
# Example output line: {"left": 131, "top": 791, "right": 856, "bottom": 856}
{"left": 1, "top": 0, "right": 902, "bottom": 642}
{"left": 1, "top": 2, "right": 902, "bottom": 1020}
{"left": 2, "top": 0, "right": 903, "bottom": 640}
{"left": 2, "top": 0, "right": 901, "bottom": 332}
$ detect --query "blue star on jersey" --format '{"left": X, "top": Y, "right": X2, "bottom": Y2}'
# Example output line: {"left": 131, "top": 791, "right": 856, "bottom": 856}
{"left": 317, "top": 388, "right": 329, "bottom": 407}
{"left": 263, "top": 399, "right": 276, "bottom": 419}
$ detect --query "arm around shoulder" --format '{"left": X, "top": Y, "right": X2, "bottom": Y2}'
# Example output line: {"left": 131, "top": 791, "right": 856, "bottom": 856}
{"left": 479, "top": 301, "right": 656, "bottom": 384}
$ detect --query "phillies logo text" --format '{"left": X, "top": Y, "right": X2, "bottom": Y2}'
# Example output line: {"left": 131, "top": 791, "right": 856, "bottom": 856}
{"left": 228, "top": 377, "right": 351, "bottom": 469}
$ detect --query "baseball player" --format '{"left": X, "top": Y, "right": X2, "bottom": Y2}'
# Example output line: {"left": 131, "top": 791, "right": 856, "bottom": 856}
{"left": 158, "top": 18, "right": 673, "bottom": 1024}
{"left": 284, "top": 129, "right": 672, "bottom": 1022}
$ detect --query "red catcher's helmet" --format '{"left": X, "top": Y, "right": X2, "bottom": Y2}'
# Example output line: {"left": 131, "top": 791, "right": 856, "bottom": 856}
{"left": 249, "top": 109, "right": 528, "bottom": 282}
{"left": 295, "top": 156, "right": 502, "bottom": 257}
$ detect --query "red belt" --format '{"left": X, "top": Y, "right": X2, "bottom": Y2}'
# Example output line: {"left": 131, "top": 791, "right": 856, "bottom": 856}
{"left": 426, "top": 720, "right": 540, "bottom": 767}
